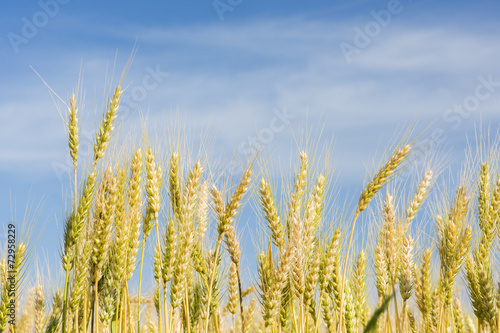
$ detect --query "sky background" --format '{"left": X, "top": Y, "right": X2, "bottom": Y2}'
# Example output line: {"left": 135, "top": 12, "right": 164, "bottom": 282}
{"left": 1, "top": 0, "right": 500, "bottom": 290}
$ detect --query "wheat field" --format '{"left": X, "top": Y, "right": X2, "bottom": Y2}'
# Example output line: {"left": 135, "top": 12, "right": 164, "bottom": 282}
{"left": 2, "top": 82, "right": 500, "bottom": 333}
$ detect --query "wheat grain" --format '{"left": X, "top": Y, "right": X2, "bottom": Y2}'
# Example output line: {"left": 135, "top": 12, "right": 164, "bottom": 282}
{"left": 227, "top": 263, "right": 239, "bottom": 316}
{"left": 490, "top": 174, "right": 500, "bottom": 233}
{"left": 260, "top": 178, "right": 285, "bottom": 252}
{"left": 69, "top": 228, "right": 91, "bottom": 323}
{"left": 99, "top": 265, "right": 117, "bottom": 328}
{"left": 45, "top": 290, "right": 63, "bottom": 333}
{"left": 162, "top": 218, "right": 176, "bottom": 285}
{"left": 126, "top": 148, "right": 143, "bottom": 279}
{"left": 91, "top": 168, "right": 116, "bottom": 280}
{"left": 399, "top": 235, "right": 414, "bottom": 302}
{"left": 34, "top": 284, "right": 45, "bottom": 333}
{"left": 257, "top": 251, "right": 274, "bottom": 329}
{"left": 111, "top": 168, "right": 129, "bottom": 285}
{"left": 406, "top": 169, "right": 433, "bottom": 223}
{"left": 225, "top": 224, "right": 241, "bottom": 267}
{"left": 320, "top": 289, "right": 335, "bottom": 333}
{"left": 374, "top": 243, "right": 389, "bottom": 304}
{"left": 344, "top": 284, "right": 356, "bottom": 333}
{"left": 285, "top": 152, "right": 308, "bottom": 237}
{"left": 224, "top": 167, "right": 252, "bottom": 229}
{"left": 340, "top": 145, "right": 411, "bottom": 332}
{"left": 382, "top": 193, "right": 397, "bottom": 282}
{"left": 17, "top": 287, "right": 35, "bottom": 333}
{"left": 196, "top": 181, "right": 209, "bottom": 242}
{"left": 169, "top": 152, "right": 182, "bottom": 221}
{"left": 170, "top": 161, "right": 201, "bottom": 310}
{"left": 93, "top": 85, "right": 121, "bottom": 165}
{"left": 303, "top": 195, "right": 318, "bottom": 257}
{"left": 477, "top": 266, "right": 496, "bottom": 329}
{"left": 438, "top": 186, "right": 471, "bottom": 307}
{"left": 352, "top": 250, "right": 368, "bottom": 328}
{"left": 242, "top": 298, "right": 256, "bottom": 333}
{"left": 291, "top": 210, "right": 305, "bottom": 299}
{"left": 465, "top": 314, "right": 476, "bottom": 333}
{"left": 143, "top": 147, "right": 161, "bottom": 238}
{"left": 358, "top": 145, "right": 411, "bottom": 213}
{"left": 67, "top": 94, "right": 79, "bottom": 169}
{"left": 304, "top": 245, "right": 321, "bottom": 316}
{"left": 465, "top": 253, "right": 483, "bottom": 322}
{"left": 477, "top": 163, "right": 491, "bottom": 234}
{"left": 452, "top": 298, "right": 466, "bottom": 333}
{"left": 321, "top": 230, "right": 341, "bottom": 315}
{"left": 414, "top": 248, "right": 432, "bottom": 323}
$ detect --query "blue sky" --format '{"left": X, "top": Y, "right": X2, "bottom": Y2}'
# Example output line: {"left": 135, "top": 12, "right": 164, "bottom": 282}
{"left": 1, "top": 0, "right": 500, "bottom": 287}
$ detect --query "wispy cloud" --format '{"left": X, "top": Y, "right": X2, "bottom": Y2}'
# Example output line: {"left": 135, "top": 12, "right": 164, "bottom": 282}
{"left": 1, "top": 15, "right": 499, "bottom": 179}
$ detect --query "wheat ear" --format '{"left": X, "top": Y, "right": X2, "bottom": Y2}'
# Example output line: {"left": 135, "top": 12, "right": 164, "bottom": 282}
{"left": 414, "top": 248, "right": 432, "bottom": 327}
{"left": 438, "top": 186, "right": 471, "bottom": 307}
{"left": 304, "top": 244, "right": 321, "bottom": 317}
{"left": 45, "top": 290, "right": 63, "bottom": 333}
{"left": 34, "top": 284, "right": 45, "bottom": 333}
{"left": 126, "top": 149, "right": 143, "bottom": 279}
{"left": 61, "top": 85, "right": 121, "bottom": 333}
{"left": 227, "top": 262, "right": 240, "bottom": 332}
{"left": 17, "top": 288, "right": 35, "bottom": 333}
{"left": 340, "top": 144, "right": 411, "bottom": 331}
{"left": 91, "top": 169, "right": 117, "bottom": 332}
{"left": 138, "top": 148, "right": 162, "bottom": 333}
{"left": 68, "top": 94, "right": 79, "bottom": 242}
{"left": 375, "top": 243, "right": 389, "bottom": 304}
{"left": 406, "top": 169, "right": 433, "bottom": 223}
{"left": 92, "top": 86, "right": 121, "bottom": 166}
{"left": 321, "top": 230, "right": 341, "bottom": 315}
{"left": 399, "top": 235, "right": 414, "bottom": 331}
{"left": 353, "top": 250, "right": 368, "bottom": 329}
{"left": 260, "top": 178, "right": 285, "bottom": 253}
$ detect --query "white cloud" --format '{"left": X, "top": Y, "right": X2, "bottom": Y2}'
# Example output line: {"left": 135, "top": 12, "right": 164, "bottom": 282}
{"left": 1, "top": 16, "right": 500, "bottom": 179}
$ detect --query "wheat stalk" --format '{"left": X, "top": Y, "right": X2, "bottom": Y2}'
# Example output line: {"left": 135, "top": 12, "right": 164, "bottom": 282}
{"left": 126, "top": 148, "right": 144, "bottom": 280}
{"left": 138, "top": 148, "right": 162, "bottom": 333}
{"left": 340, "top": 144, "right": 411, "bottom": 332}
{"left": 34, "top": 284, "right": 45, "bottom": 333}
